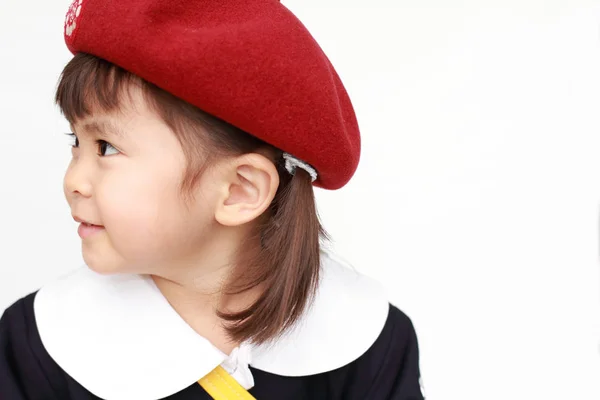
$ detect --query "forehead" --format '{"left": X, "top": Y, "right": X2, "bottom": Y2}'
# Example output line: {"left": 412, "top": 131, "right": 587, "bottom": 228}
{"left": 69, "top": 85, "right": 152, "bottom": 138}
{"left": 71, "top": 118, "right": 127, "bottom": 139}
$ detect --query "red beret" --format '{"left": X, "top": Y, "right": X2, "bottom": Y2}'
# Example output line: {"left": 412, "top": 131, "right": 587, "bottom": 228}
{"left": 62, "top": 0, "right": 361, "bottom": 190}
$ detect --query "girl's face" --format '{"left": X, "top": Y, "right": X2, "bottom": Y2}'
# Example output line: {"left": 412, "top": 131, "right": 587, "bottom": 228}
{"left": 64, "top": 88, "right": 218, "bottom": 276}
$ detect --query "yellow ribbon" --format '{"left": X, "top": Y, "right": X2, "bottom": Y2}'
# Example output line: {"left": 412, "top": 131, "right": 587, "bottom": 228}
{"left": 198, "top": 365, "right": 257, "bottom": 400}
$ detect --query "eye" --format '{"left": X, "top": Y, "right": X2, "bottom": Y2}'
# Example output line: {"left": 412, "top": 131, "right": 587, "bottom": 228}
{"left": 64, "top": 133, "right": 120, "bottom": 157}
{"left": 97, "top": 140, "right": 120, "bottom": 156}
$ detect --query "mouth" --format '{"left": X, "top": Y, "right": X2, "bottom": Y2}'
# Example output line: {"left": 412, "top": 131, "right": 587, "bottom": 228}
{"left": 81, "top": 222, "right": 104, "bottom": 227}
{"left": 73, "top": 215, "right": 104, "bottom": 227}
{"left": 77, "top": 222, "right": 105, "bottom": 239}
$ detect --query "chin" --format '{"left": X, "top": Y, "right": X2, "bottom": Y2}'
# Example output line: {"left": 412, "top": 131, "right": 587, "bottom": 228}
{"left": 83, "top": 260, "right": 123, "bottom": 275}
{"left": 81, "top": 247, "right": 129, "bottom": 276}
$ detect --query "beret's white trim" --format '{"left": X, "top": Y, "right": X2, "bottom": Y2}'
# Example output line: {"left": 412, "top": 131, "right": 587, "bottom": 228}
{"left": 283, "top": 152, "right": 318, "bottom": 182}
{"left": 34, "top": 250, "right": 388, "bottom": 399}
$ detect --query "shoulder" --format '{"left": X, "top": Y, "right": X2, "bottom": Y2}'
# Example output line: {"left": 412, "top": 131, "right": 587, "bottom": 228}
{"left": 254, "top": 251, "right": 425, "bottom": 398}
{"left": 369, "top": 304, "right": 421, "bottom": 375}
{"left": 0, "top": 291, "right": 70, "bottom": 399}
{"left": 377, "top": 304, "right": 420, "bottom": 357}
{"left": 1, "top": 292, "right": 40, "bottom": 355}
{"left": 249, "top": 251, "right": 424, "bottom": 399}
{"left": 335, "top": 304, "right": 425, "bottom": 399}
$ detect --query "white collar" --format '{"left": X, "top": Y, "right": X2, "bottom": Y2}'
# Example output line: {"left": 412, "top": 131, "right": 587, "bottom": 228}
{"left": 34, "top": 251, "right": 389, "bottom": 400}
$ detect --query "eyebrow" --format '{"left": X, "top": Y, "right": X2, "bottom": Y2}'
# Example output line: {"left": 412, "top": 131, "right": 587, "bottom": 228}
{"left": 70, "top": 119, "right": 127, "bottom": 139}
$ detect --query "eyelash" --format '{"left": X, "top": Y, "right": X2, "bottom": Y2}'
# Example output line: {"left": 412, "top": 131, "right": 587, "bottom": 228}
{"left": 65, "top": 132, "right": 119, "bottom": 157}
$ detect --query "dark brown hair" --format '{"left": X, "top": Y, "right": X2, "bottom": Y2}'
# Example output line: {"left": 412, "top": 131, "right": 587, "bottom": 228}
{"left": 55, "top": 53, "right": 329, "bottom": 345}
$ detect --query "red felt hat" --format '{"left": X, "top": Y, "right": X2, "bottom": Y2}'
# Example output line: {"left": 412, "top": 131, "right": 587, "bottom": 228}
{"left": 62, "top": 0, "right": 361, "bottom": 189}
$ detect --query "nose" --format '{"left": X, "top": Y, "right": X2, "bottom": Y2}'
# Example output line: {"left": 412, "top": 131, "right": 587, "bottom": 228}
{"left": 63, "top": 155, "right": 94, "bottom": 200}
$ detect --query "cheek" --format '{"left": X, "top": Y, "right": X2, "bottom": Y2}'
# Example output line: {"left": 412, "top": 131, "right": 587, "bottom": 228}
{"left": 95, "top": 166, "right": 201, "bottom": 260}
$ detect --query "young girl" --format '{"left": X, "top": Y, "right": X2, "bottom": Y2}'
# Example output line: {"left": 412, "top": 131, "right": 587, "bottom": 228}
{"left": 0, "top": 0, "right": 424, "bottom": 399}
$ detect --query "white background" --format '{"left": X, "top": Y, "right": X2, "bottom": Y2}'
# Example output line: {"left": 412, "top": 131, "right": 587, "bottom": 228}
{"left": 2, "top": 0, "right": 600, "bottom": 399}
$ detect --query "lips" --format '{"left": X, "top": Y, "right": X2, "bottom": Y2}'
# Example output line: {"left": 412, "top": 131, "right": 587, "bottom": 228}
{"left": 82, "top": 222, "right": 102, "bottom": 227}
{"left": 73, "top": 215, "right": 104, "bottom": 227}
{"left": 77, "top": 222, "right": 105, "bottom": 239}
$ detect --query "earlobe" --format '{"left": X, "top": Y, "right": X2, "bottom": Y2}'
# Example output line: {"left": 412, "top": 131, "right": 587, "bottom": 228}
{"left": 214, "top": 154, "right": 279, "bottom": 227}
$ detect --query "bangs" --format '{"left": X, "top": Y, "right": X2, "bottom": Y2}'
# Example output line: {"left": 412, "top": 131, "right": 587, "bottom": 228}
{"left": 55, "top": 53, "right": 150, "bottom": 124}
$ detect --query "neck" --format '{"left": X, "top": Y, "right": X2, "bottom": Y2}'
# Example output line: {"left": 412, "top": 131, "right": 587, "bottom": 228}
{"left": 149, "top": 226, "right": 261, "bottom": 354}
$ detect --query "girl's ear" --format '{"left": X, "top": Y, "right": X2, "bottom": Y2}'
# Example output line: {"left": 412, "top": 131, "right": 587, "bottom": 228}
{"left": 214, "top": 153, "right": 280, "bottom": 227}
